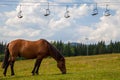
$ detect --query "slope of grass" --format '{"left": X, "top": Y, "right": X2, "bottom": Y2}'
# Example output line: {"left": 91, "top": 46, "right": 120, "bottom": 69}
{"left": 0, "top": 54, "right": 120, "bottom": 80}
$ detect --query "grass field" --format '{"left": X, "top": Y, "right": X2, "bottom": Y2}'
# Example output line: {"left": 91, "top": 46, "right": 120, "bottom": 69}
{"left": 0, "top": 54, "right": 120, "bottom": 80}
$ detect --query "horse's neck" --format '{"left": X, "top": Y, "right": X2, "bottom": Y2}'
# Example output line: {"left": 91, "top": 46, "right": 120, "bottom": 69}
{"left": 53, "top": 50, "right": 63, "bottom": 61}
{"left": 48, "top": 43, "right": 63, "bottom": 61}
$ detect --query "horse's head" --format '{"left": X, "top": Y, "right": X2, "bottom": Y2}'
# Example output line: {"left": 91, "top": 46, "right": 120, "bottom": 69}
{"left": 48, "top": 42, "right": 66, "bottom": 74}
{"left": 57, "top": 57, "right": 66, "bottom": 74}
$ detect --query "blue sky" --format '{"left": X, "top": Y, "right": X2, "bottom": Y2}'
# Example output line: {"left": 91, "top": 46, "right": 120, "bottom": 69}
{"left": 0, "top": 0, "right": 120, "bottom": 44}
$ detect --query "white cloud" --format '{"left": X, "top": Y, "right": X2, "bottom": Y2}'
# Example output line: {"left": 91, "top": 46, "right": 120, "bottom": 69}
{"left": 81, "top": 0, "right": 120, "bottom": 43}
{"left": 0, "top": 0, "right": 120, "bottom": 44}
{"left": 49, "top": 18, "right": 71, "bottom": 30}
{"left": 90, "top": 15, "right": 120, "bottom": 41}
{"left": 70, "top": 4, "right": 89, "bottom": 19}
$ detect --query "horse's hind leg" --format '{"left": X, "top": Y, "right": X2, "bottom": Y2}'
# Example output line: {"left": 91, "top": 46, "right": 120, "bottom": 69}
{"left": 3, "top": 60, "right": 10, "bottom": 76}
{"left": 10, "top": 61, "right": 15, "bottom": 76}
{"left": 9, "top": 57, "right": 16, "bottom": 76}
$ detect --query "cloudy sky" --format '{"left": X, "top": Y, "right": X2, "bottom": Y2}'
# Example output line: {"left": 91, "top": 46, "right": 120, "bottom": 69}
{"left": 0, "top": 0, "right": 120, "bottom": 44}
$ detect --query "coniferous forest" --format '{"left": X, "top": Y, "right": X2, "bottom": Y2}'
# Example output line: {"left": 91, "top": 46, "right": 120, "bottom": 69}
{"left": 0, "top": 40, "right": 120, "bottom": 58}
{"left": 51, "top": 40, "right": 120, "bottom": 56}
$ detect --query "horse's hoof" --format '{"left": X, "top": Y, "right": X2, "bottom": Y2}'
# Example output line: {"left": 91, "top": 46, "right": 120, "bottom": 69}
{"left": 62, "top": 72, "right": 66, "bottom": 74}
{"left": 36, "top": 72, "right": 39, "bottom": 75}
{"left": 11, "top": 73, "right": 15, "bottom": 76}
{"left": 32, "top": 72, "right": 35, "bottom": 76}
{"left": 3, "top": 73, "right": 6, "bottom": 76}
{"left": 3, "top": 74, "right": 6, "bottom": 76}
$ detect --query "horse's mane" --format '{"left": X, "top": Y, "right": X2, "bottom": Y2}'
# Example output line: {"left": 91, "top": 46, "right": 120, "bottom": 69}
{"left": 47, "top": 41, "right": 64, "bottom": 61}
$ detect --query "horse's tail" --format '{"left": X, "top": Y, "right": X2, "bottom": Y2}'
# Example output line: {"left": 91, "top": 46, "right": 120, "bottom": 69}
{"left": 2, "top": 43, "right": 10, "bottom": 69}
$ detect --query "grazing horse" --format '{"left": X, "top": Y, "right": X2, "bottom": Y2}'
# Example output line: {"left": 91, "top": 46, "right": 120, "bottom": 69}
{"left": 2, "top": 39, "right": 66, "bottom": 76}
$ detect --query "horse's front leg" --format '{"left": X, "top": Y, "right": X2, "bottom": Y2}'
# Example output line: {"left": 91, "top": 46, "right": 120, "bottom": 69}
{"left": 32, "top": 56, "right": 43, "bottom": 75}
{"left": 32, "top": 59, "right": 39, "bottom": 75}
{"left": 35, "top": 59, "right": 43, "bottom": 75}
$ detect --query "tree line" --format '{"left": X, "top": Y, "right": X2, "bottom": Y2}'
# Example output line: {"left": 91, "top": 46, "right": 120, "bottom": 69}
{"left": 0, "top": 42, "right": 6, "bottom": 61}
{"left": 51, "top": 40, "right": 120, "bottom": 56}
{"left": 0, "top": 40, "right": 120, "bottom": 57}
{"left": 0, "top": 42, "right": 6, "bottom": 54}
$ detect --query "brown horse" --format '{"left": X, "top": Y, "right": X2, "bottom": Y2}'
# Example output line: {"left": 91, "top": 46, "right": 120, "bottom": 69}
{"left": 2, "top": 39, "right": 66, "bottom": 76}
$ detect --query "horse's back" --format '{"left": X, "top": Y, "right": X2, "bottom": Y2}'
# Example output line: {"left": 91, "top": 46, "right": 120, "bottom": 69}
{"left": 8, "top": 39, "right": 50, "bottom": 59}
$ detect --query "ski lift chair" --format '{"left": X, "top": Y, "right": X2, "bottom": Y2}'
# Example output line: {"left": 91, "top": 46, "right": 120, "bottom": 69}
{"left": 64, "top": 5, "right": 70, "bottom": 18}
{"left": 91, "top": 3, "right": 98, "bottom": 16}
{"left": 44, "top": 2, "right": 50, "bottom": 16}
{"left": 64, "top": 11, "right": 70, "bottom": 18}
{"left": 104, "top": 4, "right": 111, "bottom": 16}
{"left": 17, "top": 10, "right": 23, "bottom": 18}
{"left": 104, "top": 10, "right": 111, "bottom": 16}
{"left": 17, "top": 5, "right": 23, "bottom": 18}
{"left": 92, "top": 8, "right": 98, "bottom": 16}
{"left": 44, "top": 9, "right": 50, "bottom": 16}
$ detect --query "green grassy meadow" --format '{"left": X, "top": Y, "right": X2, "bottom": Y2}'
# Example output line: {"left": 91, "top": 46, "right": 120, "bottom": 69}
{"left": 0, "top": 54, "right": 120, "bottom": 80}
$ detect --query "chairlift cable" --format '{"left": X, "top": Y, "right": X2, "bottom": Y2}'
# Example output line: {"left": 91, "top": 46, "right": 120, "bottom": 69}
{"left": 1, "top": 1, "right": 120, "bottom": 6}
